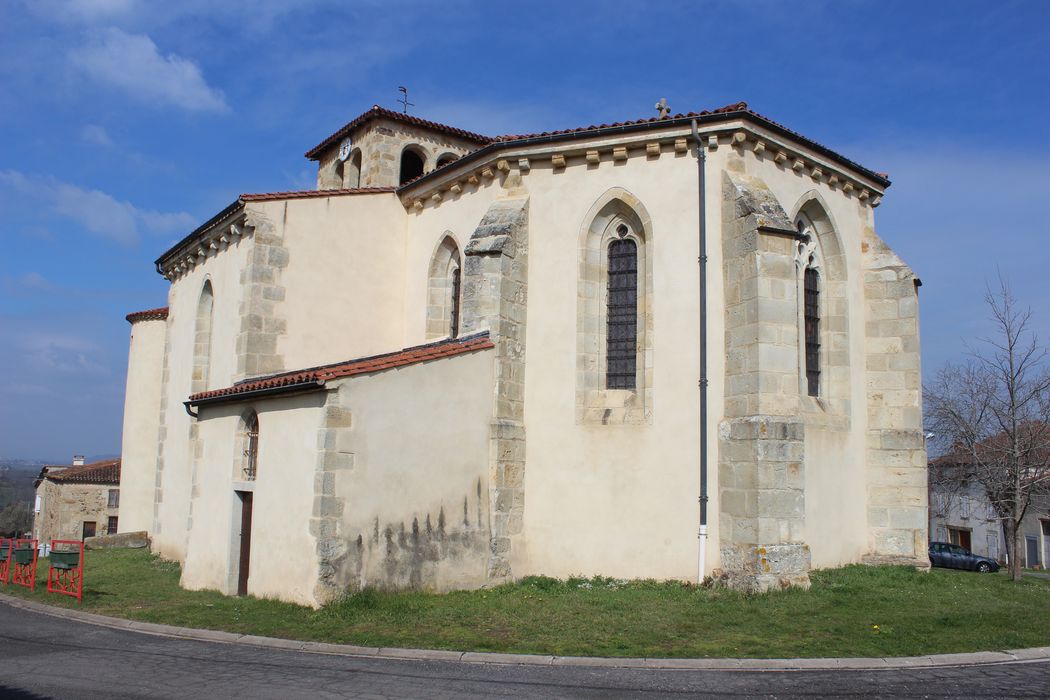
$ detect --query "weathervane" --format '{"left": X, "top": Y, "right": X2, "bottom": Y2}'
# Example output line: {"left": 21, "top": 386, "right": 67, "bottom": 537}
{"left": 655, "top": 97, "right": 670, "bottom": 118}
{"left": 398, "top": 86, "right": 415, "bottom": 114}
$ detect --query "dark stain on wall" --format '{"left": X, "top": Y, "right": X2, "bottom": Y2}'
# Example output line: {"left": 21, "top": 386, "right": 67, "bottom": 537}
{"left": 338, "top": 476, "right": 490, "bottom": 592}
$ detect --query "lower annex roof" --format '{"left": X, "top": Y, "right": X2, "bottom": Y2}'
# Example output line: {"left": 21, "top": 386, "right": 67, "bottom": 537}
{"left": 187, "top": 332, "right": 493, "bottom": 406}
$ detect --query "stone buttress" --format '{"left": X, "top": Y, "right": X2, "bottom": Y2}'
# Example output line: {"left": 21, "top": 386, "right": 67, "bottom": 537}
{"left": 460, "top": 181, "right": 530, "bottom": 580}
{"left": 861, "top": 227, "right": 928, "bottom": 567}
{"left": 718, "top": 171, "right": 811, "bottom": 591}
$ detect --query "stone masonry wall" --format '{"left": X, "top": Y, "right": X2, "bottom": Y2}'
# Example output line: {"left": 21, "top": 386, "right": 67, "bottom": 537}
{"left": 317, "top": 119, "right": 480, "bottom": 190}
{"left": 862, "top": 227, "right": 929, "bottom": 566}
{"left": 460, "top": 186, "right": 529, "bottom": 580}
{"left": 34, "top": 481, "right": 119, "bottom": 545}
{"left": 236, "top": 207, "right": 288, "bottom": 380}
{"left": 718, "top": 170, "right": 811, "bottom": 591}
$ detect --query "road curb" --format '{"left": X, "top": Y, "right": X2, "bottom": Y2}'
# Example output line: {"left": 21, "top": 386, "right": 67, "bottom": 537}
{"left": 1, "top": 592, "right": 1047, "bottom": 671}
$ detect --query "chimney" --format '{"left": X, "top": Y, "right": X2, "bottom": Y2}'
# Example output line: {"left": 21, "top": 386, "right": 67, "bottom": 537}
{"left": 72, "top": 455, "right": 85, "bottom": 466}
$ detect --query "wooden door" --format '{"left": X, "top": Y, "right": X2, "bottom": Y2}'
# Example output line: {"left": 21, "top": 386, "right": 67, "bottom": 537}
{"left": 82, "top": 521, "right": 96, "bottom": 540}
{"left": 237, "top": 492, "right": 253, "bottom": 596}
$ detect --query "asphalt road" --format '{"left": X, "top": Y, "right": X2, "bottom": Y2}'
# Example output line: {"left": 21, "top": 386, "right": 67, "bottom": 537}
{"left": 1, "top": 603, "right": 1048, "bottom": 699}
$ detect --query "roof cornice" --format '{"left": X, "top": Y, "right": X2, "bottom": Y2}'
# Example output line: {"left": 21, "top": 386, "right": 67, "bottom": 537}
{"left": 154, "top": 188, "right": 396, "bottom": 278}
{"left": 397, "top": 112, "right": 890, "bottom": 211}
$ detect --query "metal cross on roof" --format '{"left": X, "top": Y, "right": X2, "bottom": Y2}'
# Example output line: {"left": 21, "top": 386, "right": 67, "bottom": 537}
{"left": 398, "top": 86, "right": 415, "bottom": 114}
{"left": 654, "top": 97, "right": 670, "bottom": 118}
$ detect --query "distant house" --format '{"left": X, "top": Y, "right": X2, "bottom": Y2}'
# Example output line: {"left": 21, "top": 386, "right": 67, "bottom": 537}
{"left": 929, "top": 455, "right": 1050, "bottom": 568}
{"left": 32, "top": 456, "right": 121, "bottom": 545}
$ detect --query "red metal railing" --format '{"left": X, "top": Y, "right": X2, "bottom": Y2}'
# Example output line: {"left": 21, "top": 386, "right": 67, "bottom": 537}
{"left": 0, "top": 538, "right": 11, "bottom": 584}
{"left": 47, "top": 539, "right": 84, "bottom": 603}
{"left": 11, "top": 539, "right": 38, "bottom": 591}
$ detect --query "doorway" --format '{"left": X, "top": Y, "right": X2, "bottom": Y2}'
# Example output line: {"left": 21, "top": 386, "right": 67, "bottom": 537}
{"left": 1043, "top": 521, "right": 1050, "bottom": 569}
{"left": 82, "top": 521, "right": 96, "bottom": 540}
{"left": 947, "top": 526, "right": 971, "bottom": 551}
{"left": 236, "top": 492, "right": 253, "bottom": 596}
{"left": 1026, "top": 535, "right": 1040, "bottom": 569}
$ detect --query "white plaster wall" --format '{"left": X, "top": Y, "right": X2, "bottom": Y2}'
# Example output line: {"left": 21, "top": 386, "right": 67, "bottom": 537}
{"left": 407, "top": 149, "right": 708, "bottom": 581}
{"left": 181, "top": 393, "right": 324, "bottom": 606}
{"left": 519, "top": 152, "right": 705, "bottom": 581}
{"left": 155, "top": 236, "right": 253, "bottom": 560}
{"left": 249, "top": 195, "right": 408, "bottom": 368}
{"left": 332, "top": 349, "right": 494, "bottom": 591}
{"left": 119, "top": 317, "right": 166, "bottom": 534}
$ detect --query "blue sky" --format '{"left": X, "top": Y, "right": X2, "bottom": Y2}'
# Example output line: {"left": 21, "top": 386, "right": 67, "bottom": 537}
{"left": 1, "top": 0, "right": 1048, "bottom": 460}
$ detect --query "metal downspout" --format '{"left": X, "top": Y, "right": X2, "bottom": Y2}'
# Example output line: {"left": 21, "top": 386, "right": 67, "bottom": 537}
{"left": 692, "top": 120, "right": 709, "bottom": 584}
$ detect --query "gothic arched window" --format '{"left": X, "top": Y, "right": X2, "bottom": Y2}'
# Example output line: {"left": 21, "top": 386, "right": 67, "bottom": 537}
{"left": 606, "top": 229, "right": 638, "bottom": 390}
{"left": 576, "top": 190, "right": 653, "bottom": 425}
{"left": 426, "top": 235, "right": 462, "bottom": 339}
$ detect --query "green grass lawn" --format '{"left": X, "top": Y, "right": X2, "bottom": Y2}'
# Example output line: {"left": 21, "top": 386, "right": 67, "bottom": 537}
{"left": 3, "top": 548, "right": 1050, "bottom": 658}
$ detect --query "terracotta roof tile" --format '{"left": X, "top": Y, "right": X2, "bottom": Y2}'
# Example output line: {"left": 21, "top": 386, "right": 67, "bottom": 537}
{"left": 189, "top": 332, "right": 493, "bottom": 404}
{"left": 125, "top": 307, "right": 168, "bottom": 323}
{"left": 240, "top": 187, "right": 396, "bottom": 202}
{"left": 398, "top": 100, "right": 889, "bottom": 192}
{"left": 491, "top": 101, "right": 749, "bottom": 141}
{"left": 305, "top": 105, "right": 493, "bottom": 160}
{"left": 41, "top": 459, "right": 121, "bottom": 485}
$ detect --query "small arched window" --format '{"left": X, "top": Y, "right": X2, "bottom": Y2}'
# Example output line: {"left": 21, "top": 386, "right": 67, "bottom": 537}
{"left": 436, "top": 153, "right": 458, "bottom": 168}
{"left": 346, "top": 149, "right": 362, "bottom": 188}
{"left": 796, "top": 219, "right": 821, "bottom": 397}
{"left": 606, "top": 225, "right": 638, "bottom": 390}
{"left": 243, "top": 411, "right": 259, "bottom": 481}
{"left": 399, "top": 148, "right": 425, "bottom": 185}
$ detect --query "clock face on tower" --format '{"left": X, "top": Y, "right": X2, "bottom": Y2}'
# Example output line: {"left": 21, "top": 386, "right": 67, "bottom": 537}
{"left": 338, "top": 137, "right": 353, "bottom": 161}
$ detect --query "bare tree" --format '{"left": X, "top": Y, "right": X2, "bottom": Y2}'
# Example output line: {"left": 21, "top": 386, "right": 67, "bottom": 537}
{"left": 925, "top": 279, "right": 1050, "bottom": 581}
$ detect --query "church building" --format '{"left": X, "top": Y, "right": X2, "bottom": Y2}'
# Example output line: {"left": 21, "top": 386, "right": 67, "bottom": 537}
{"left": 118, "top": 100, "right": 928, "bottom": 606}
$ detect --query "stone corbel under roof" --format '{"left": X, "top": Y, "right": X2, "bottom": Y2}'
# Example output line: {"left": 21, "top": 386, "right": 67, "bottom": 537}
{"left": 155, "top": 199, "right": 245, "bottom": 280}
{"left": 397, "top": 115, "right": 890, "bottom": 214}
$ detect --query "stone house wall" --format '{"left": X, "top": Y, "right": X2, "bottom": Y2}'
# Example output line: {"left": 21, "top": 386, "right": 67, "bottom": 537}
{"left": 33, "top": 480, "right": 119, "bottom": 545}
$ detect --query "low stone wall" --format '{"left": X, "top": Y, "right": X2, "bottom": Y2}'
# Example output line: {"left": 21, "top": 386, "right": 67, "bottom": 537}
{"left": 85, "top": 531, "right": 150, "bottom": 550}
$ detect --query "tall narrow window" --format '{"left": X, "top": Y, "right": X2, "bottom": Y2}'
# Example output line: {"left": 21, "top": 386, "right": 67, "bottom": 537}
{"left": 804, "top": 267, "right": 820, "bottom": 396}
{"left": 607, "top": 234, "right": 638, "bottom": 390}
{"left": 193, "top": 281, "right": 214, "bottom": 394}
{"left": 426, "top": 235, "right": 461, "bottom": 340}
{"left": 450, "top": 267, "right": 461, "bottom": 338}
{"left": 244, "top": 412, "right": 259, "bottom": 481}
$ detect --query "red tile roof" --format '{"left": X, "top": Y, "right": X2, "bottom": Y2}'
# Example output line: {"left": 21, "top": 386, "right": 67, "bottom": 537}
{"left": 305, "top": 105, "right": 493, "bottom": 160}
{"left": 40, "top": 459, "right": 121, "bottom": 485}
{"left": 189, "top": 332, "right": 494, "bottom": 404}
{"left": 125, "top": 307, "right": 169, "bottom": 323}
{"left": 492, "top": 101, "right": 750, "bottom": 141}
{"left": 399, "top": 100, "right": 890, "bottom": 192}
{"left": 240, "top": 187, "right": 396, "bottom": 202}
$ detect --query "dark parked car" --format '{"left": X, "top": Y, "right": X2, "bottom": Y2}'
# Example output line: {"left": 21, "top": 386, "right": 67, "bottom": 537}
{"left": 929, "top": 542, "right": 1000, "bottom": 572}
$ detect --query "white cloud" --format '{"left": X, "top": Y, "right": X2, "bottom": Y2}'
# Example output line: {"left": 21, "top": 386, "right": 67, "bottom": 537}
{"left": 81, "top": 124, "right": 113, "bottom": 146}
{"left": 3, "top": 272, "right": 55, "bottom": 294}
{"left": 69, "top": 27, "right": 228, "bottom": 113}
{"left": 0, "top": 169, "right": 197, "bottom": 246}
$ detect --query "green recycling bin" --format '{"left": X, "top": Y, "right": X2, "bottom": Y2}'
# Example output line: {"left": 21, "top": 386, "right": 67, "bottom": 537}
{"left": 13, "top": 546, "right": 34, "bottom": 565}
{"left": 0, "top": 546, "right": 9, "bottom": 562}
{"left": 50, "top": 550, "right": 80, "bottom": 570}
